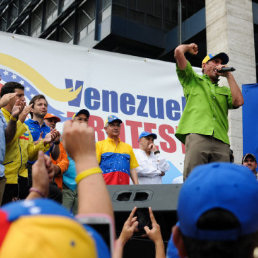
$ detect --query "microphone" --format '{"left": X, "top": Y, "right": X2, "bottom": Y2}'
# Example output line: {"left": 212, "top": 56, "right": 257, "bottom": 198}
{"left": 217, "top": 67, "right": 236, "bottom": 73}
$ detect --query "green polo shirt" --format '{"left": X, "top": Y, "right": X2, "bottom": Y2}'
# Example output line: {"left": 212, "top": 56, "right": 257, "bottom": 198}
{"left": 175, "top": 61, "right": 235, "bottom": 145}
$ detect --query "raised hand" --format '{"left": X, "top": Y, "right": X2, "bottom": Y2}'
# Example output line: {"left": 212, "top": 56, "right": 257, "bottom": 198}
{"left": 144, "top": 207, "right": 163, "bottom": 243}
{"left": 118, "top": 207, "right": 139, "bottom": 245}
{"left": 44, "top": 153, "right": 55, "bottom": 182}
{"left": 19, "top": 103, "right": 32, "bottom": 123}
{"left": 43, "top": 129, "right": 60, "bottom": 145}
{"left": 0, "top": 92, "right": 17, "bottom": 108}
{"left": 11, "top": 99, "right": 25, "bottom": 118}
{"left": 188, "top": 43, "right": 198, "bottom": 55}
{"left": 30, "top": 151, "right": 51, "bottom": 198}
{"left": 149, "top": 143, "right": 158, "bottom": 152}
{"left": 62, "top": 120, "right": 97, "bottom": 167}
{"left": 50, "top": 129, "right": 60, "bottom": 142}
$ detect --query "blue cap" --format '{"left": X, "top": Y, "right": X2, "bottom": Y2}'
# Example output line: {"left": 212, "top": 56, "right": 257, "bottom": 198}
{"left": 177, "top": 162, "right": 258, "bottom": 241}
{"left": 104, "top": 115, "right": 122, "bottom": 127}
{"left": 138, "top": 131, "right": 157, "bottom": 140}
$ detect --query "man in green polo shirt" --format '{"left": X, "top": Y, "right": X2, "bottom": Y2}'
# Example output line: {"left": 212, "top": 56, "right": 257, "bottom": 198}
{"left": 174, "top": 43, "right": 244, "bottom": 180}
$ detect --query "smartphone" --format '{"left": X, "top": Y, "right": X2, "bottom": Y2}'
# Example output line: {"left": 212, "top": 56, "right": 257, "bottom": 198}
{"left": 135, "top": 208, "right": 152, "bottom": 234}
{"left": 77, "top": 215, "right": 114, "bottom": 255}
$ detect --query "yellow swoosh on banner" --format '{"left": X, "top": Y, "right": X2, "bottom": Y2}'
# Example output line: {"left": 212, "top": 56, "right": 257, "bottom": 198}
{"left": 0, "top": 53, "right": 82, "bottom": 102}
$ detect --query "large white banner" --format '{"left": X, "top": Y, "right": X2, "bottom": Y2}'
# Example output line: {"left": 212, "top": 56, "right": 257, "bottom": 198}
{"left": 0, "top": 32, "right": 201, "bottom": 183}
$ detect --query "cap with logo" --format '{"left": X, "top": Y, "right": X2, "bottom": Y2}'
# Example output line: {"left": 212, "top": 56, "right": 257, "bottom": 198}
{"left": 104, "top": 115, "right": 122, "bottom": 127}
{"left": 138, "top": 131, "right": 157, "bottom": 141}
{"left": 202, "top": 52, "right": 229, "bottom": 65}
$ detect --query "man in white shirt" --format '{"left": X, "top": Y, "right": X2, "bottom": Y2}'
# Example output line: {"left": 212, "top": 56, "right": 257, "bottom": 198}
{"left": 134, "top": 131, "right": 169, "bottom": 184}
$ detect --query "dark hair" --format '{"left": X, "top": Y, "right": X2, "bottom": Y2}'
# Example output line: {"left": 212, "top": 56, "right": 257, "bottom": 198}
{"left": 0, "top": 81, "right": 24, "bottom": 97}
{"left": 29, "top": 94, "right": 48, "bottom": 118}
{"left": 182, "top": 208, "right": 258, "bottom": 258}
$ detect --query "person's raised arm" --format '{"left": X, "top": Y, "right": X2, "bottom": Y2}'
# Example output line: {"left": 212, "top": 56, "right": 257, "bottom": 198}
{"left": 174, "top": 43, "right": 198, "bottom": 70}
{"left": 114, "top": 207, "right": 139, "bottom": 258}
{"left": 62, "top": 120, "right": 114, "bottom": 220}
{"left": 5, "top": 99, "right": 25, "bottom": 143}
{"left": 26, "top": 151, "right": 53, "bottom": 200}
{"left": 49, "top": 130, "right": 60, "bottom": 160}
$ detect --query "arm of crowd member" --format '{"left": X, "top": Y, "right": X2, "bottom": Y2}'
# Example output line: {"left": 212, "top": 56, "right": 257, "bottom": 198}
{"left": 26, "top": 151, "right": 54, "bottom": 200}
{"left": 51, "top": 143, "right": 69, "bottom": 177}
{"left": 0, "top": 92, "right": 17, "bottom": 108}
{"left": 174, "top": 43, "right": 198, "bottom": 70}
{"left": 18, "top": 104, "right": 32, "bottom": 124}
{"left": 42, "top": 129, "right": 60, "bottom": 159}
{"left": 62, "top": 120, "right": 114, "bottom": 220}
{"left": 5, "top": 99, "right": 26, "bottom": 143}
{"left": 27, "top": 129, "right": 50, "bottom": 161}
{"left": 49, "top": 130, "right": 61, "bottom": 160}
{"left": 144, "top": 207, "right": 166, "bottom": 258}
{"left": 130, "top": 168, "right": 139, "bottom": 184}
{"left": 114, "top": 207, "right": 139, "bottom": 258}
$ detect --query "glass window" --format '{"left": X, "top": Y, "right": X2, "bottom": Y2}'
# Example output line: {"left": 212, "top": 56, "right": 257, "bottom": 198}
{"left": 0, "top": 10, "right": 8, "bottom": 31}
{"left": 9, "top": 0, "right": 19, "bottom": 26}
{"left": 16, "top": 17, "right": 29, "bottom": 35}
{"left": 30, "top": 3, "right": 43, "bottom": 37}
{"left": 20, "top": 0, "right": 31, "bottom": 12}
{"left": 59, "top": 13, "right": 75, "bottom": 43}
{"left": 45, "top": 0, "right": 58, "bottom": 28}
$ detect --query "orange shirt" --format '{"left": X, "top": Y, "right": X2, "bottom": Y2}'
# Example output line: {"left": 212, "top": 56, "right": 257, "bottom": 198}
{"left": 51, "top": 142, "right": 69, "bottom": 189}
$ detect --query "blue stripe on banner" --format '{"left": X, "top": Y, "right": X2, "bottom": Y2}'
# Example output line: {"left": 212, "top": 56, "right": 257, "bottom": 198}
{"left": 242, "top": 83, "right": 258, "bottom": 158}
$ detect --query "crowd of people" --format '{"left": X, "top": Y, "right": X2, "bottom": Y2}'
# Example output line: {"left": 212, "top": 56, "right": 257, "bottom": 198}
{"left": 0, "top": 42, "right": 258, "bottom": 257}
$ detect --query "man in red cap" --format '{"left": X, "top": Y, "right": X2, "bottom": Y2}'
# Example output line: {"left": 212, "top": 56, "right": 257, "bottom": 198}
{"left": 174, "top": 43, "right": 244, "bottom": 180}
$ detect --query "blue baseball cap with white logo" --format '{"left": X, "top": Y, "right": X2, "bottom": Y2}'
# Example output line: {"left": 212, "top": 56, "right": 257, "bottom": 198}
{"left": 138, "top": 131, "right": 157, "bottom": 141}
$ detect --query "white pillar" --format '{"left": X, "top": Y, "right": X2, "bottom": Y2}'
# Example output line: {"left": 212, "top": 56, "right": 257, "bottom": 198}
{"left": 205, "top": 0, "right": 256, "bottom": 163}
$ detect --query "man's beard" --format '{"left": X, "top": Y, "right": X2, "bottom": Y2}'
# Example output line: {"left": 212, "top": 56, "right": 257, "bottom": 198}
{"left": 35, "top": 113, "right": 46, "bottom": 119}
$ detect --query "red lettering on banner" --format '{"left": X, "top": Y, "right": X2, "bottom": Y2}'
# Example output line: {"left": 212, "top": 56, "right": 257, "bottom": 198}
{"left": 159, "top": 124, "right": 177, "bottom": 153}
{"left": 67, "top": 111, "right": 75, "bottom": 118}
{"left": 88, "top": 115, "right": 105, "bottom": 141}
{"left": 119, "top": 123, "right": 125, "bottom": 142}
{"left": 126, "top": 120, "right": 142, "bottom": 148}
{"left": 144, "top": 123, "right": 157, "bottom": 133}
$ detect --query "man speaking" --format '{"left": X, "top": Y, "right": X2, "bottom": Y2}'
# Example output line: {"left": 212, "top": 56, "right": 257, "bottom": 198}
{"left": 174, "top": 43, "right": 244, "bottom": 180}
